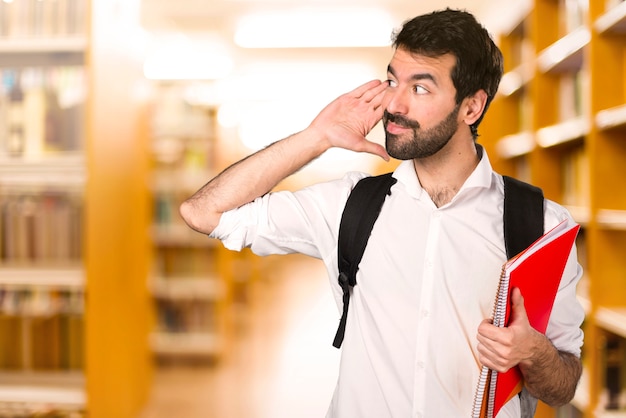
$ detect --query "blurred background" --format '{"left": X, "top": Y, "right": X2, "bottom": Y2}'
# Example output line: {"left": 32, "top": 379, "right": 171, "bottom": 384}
{"left": 1, "top": 0, "right": 626, "bottom": 417}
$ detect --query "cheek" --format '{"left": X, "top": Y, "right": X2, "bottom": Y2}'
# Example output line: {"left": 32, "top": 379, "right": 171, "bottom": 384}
{"left": 412, "top": 99, "right": 455, "bottom": 125}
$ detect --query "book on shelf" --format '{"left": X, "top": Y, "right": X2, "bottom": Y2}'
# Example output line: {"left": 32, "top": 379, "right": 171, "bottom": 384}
{"left": 155, "top": 298, "right": 217, "bottom": 334}
{"left": 0, "top": 0, "right": 87, "bottom": 39}
{"left": 559, "top": 0, "right": 588, "bottom": 35}
{"left": 0, "top": 66, "right": 85, "bottom": 159}
{"left": 0, "top": 192, "right": 83, "bottom": 263}
{"left": 0, "top": 288, "right": 84, "bottom": 371}
{"left": 561, "top": 145, "right": 590, "bottom": 208}
{"left": 472, "top": 217, "right": 581, "bottom": 418}
{"left": 603, "top": 335, "right": 626, "bottom": 411}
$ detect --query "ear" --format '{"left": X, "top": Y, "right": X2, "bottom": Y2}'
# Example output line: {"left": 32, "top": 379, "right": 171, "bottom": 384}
{"left": 461, "top": 89, "right": 488, "bottom": 126}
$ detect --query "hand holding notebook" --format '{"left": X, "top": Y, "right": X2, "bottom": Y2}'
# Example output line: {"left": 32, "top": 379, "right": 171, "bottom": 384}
{"left": 472, "top": 217, "right": 581, "bottom": 418}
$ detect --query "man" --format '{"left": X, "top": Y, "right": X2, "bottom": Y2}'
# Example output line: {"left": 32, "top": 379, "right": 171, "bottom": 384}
{"left": 180, "top": 8, "right": 584, "bottom": 418}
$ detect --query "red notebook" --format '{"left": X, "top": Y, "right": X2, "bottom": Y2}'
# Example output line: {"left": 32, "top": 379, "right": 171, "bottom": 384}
{"left": 472, "top": 217, "right": 581, "bottom": 418}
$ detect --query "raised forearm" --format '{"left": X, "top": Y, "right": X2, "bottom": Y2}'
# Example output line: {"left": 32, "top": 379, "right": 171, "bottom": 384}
{"left": 179, "top": 129, "right": 329, "bottom": 235}
{"left": 179, "top": 80, "right": 388, "bottom": 235}
{"left": 519, "top": 332, "right": 582, "bottom": 406}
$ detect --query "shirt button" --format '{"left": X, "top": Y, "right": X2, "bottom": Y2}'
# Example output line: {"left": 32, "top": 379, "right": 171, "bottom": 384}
{"left": 422, "top": 310, "right": 429, "bottom": 318}
{"left": 417, "top": 361, "right": 424, "bottom": 369}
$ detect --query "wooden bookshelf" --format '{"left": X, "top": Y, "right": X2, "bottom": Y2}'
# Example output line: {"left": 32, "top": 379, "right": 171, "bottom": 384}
{"left": 0, "top": 0, "right": 153, "bottom": 417}
{"left": 148, "top": 83, "right": 234, "bottom": 362}
{"left": 482, "top": 0, "right": 626, "bottom": 416}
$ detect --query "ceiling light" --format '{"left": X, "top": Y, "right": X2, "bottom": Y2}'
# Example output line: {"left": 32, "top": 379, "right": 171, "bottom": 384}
{"left": 143, "top": 34, "right": 233, "bottom": 80}
{"left": 234, "top": 8, "right": 395, "bottom": 48}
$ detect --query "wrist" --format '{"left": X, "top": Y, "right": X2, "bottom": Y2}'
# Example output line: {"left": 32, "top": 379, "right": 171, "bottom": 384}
{"left": 298, "top": 125, "right": 333, "bottom": 156}
{"left": 519, "top": 331, "right": 555, "bottom": 371}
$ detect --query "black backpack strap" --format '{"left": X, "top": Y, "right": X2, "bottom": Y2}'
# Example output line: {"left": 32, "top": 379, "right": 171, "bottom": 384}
{"left": 503, "top": 175, "right": 544, "bottom": 259}
{"left": 333, "top": 173, "right": 397, "bottom": 348}
{"left": 503, "top": 175, "right": 544, "bottom": 418}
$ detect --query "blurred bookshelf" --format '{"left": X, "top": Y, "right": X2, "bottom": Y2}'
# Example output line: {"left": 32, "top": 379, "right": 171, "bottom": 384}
{"left": 148, "top": 82, "right": 237, "bottom": 362}
{"left": 481, "top": 0, "right": 626, "bottom": 416}
{"left": 0, "top": 0, "right": 153, "bottom": 417}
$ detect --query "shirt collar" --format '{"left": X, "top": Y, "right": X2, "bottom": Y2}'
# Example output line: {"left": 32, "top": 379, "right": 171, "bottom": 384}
{"left": 392, "top": 144, "right": 495, "bottom": 201}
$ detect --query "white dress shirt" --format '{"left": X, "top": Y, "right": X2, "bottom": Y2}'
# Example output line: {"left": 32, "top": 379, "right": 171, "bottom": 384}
{"left": 211, "top": 148, "right": 585, "bottom": 418}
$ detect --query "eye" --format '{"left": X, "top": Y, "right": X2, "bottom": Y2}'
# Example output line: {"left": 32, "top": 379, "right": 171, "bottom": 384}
{"left": 386, "top": 79, "right": 398, "bottom": 88}
{"left": 413, "top": 84, "right": 429, "bottom": 94}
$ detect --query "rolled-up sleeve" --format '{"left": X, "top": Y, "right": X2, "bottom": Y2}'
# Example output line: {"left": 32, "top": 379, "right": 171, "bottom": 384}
{"left": 210, "top": 171, "right": 369, "bottom": 260}
{"left": 544, "top": 201, "right": 586, "bottom": 357}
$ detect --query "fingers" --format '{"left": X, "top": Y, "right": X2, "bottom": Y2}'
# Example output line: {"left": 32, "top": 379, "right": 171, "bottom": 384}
{"left": 350, "top": 79, "right": 384, "bottom": 98}
{"left": 308, "top": 80, "right": 389, "bottom": 157}
{"left": 348, "top": 80, "right": 386, "bottom": 106}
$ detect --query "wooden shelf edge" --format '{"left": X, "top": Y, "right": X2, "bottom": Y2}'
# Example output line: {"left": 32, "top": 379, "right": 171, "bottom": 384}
{"left": 0, "top": 371, "right": 85, "bottom": 409}
{"left": 498, "top": 63, "right": 534, "bottom": 97}
{"left": 0, "top": 153, "right": 86, "bottom": 189}
{"left": 482, "top": 0, "right": 531, "bottom": 37}
{"left": 594, "top": 1, "right": 626, "bottom": 34}
{"left": 537, "top": 27, "right": 590, "bottom": 73}
{"left": 495, "top": 131, "right": 535, "bottom": 158}
{"left": 595, "top": 306, "right": 626, "bottom": 338}
{"left": 564, "top": 205, "right": 591, "bottom": 226}
{"left": 152, "top": 224, "right": 218, "bottom": 247}
{"left": 152, "top": 167, "right": 217, "bottom": 193}
{"left": 577, "top": 294, "right": 591, "bottom": 315}
{"left": 536, "top": 117, "right": 589, "bottom": 148}
{"left": 150, "top": 332, "right": 221, "bottom": 356}
{"left": 596, "top": 104, "right": 626, "bottom": 131}
{"left": 595, "top": 410, "right": 626, "bottom": 418}
{"left": 0, "top": 266, "right": 85, "bottom": 290}
{"left": 597, "top": 209, "right": 626, "bottom": 230}
{"left": 150, "top": 276, "right": 225, "bottom": 300}
{"left": 0, "top": 37, "right": 88, "bottom": 54}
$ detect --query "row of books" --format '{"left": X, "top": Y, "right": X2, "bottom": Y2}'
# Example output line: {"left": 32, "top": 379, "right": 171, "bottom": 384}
{"left": 154, "top": 247, "right": 220, "bottom": 278}
{"left": 1, "top": 192, "right": 83, "bottom": 263}
{"left": 153, "top": 192, "right": 182, "bottom": 228}
{"left": 558, "top": 70, "right": 588, "bottom": 123}
{"left": 0, "top": 288, "right": 84, "bottom": 316}
{"left": 0, "top": 312, "right": 84, "bottom": 370}
{"left": 0, "top": 66, "right": 85, "bottom": 158}
{"left": 0, "top": 0, "right": 86, "bottom": 39}
{"left": 561, "top": 145, "right": 590, "bottom": 208}
{"left": 155, "top": 298, "right": 217, "bottom": 334}
{"left": 150, "top": 83, "right": 216, "bottom": 171}
{"left": 0, "top": 407, "right": 86, "bottom": 418}
{"left": 559, "top": 0, "right": 588, "bottom": 35}
{"left": 603, "top": 334, "right": 626, "bottom": 411}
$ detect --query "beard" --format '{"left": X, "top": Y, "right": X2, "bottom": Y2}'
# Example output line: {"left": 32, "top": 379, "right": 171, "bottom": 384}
{"left": 383, "top": 103, "right": 461, "bottom": 160}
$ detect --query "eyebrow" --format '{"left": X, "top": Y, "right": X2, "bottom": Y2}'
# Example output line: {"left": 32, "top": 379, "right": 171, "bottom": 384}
{"left": 387, "top": 64, "right": 438, "bottom": 86}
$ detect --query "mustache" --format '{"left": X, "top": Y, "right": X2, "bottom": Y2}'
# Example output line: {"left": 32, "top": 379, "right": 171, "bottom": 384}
{"left": 383, "top": 111, "right": 420, "bottom": 129}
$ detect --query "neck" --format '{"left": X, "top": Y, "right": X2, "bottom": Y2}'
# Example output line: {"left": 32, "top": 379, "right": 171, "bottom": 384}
{"left": 413, "top": 139, "right": 480, "bottom": 208}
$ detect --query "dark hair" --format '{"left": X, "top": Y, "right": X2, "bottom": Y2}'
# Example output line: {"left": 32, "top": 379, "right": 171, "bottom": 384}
{"left": 392, "top": 8, "right": 503, "bottom": 138}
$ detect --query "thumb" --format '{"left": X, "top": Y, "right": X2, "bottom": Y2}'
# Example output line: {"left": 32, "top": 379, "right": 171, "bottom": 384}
{"left": 361, "top": 140, "right": 390, "bottom": 161}
{"left": 509, "top": 287, "right": 528, "bottom": 325}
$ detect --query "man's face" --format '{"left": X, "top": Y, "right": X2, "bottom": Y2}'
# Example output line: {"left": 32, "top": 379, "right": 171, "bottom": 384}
{"left": 382, "top": 48, "right": 462, "bottom": 160}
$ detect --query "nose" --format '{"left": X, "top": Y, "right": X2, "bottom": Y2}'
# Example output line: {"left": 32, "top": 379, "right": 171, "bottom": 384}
{"left": 384, "top": 88, "right": 409, "bottom": 116}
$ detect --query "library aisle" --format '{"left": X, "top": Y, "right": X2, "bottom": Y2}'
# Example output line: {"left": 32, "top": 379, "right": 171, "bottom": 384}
{"left": 139, "top": 255, "right": 340, "bottom": 418}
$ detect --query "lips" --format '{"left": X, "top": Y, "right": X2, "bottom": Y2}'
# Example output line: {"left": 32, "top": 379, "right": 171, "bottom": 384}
{"left": 385, "top": 121, "right": 412, "bottom": 135}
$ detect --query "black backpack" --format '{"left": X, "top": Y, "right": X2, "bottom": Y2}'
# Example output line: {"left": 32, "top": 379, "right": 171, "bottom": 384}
{"left": 332, "top": 173, "right": 544, "bottom": 417}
